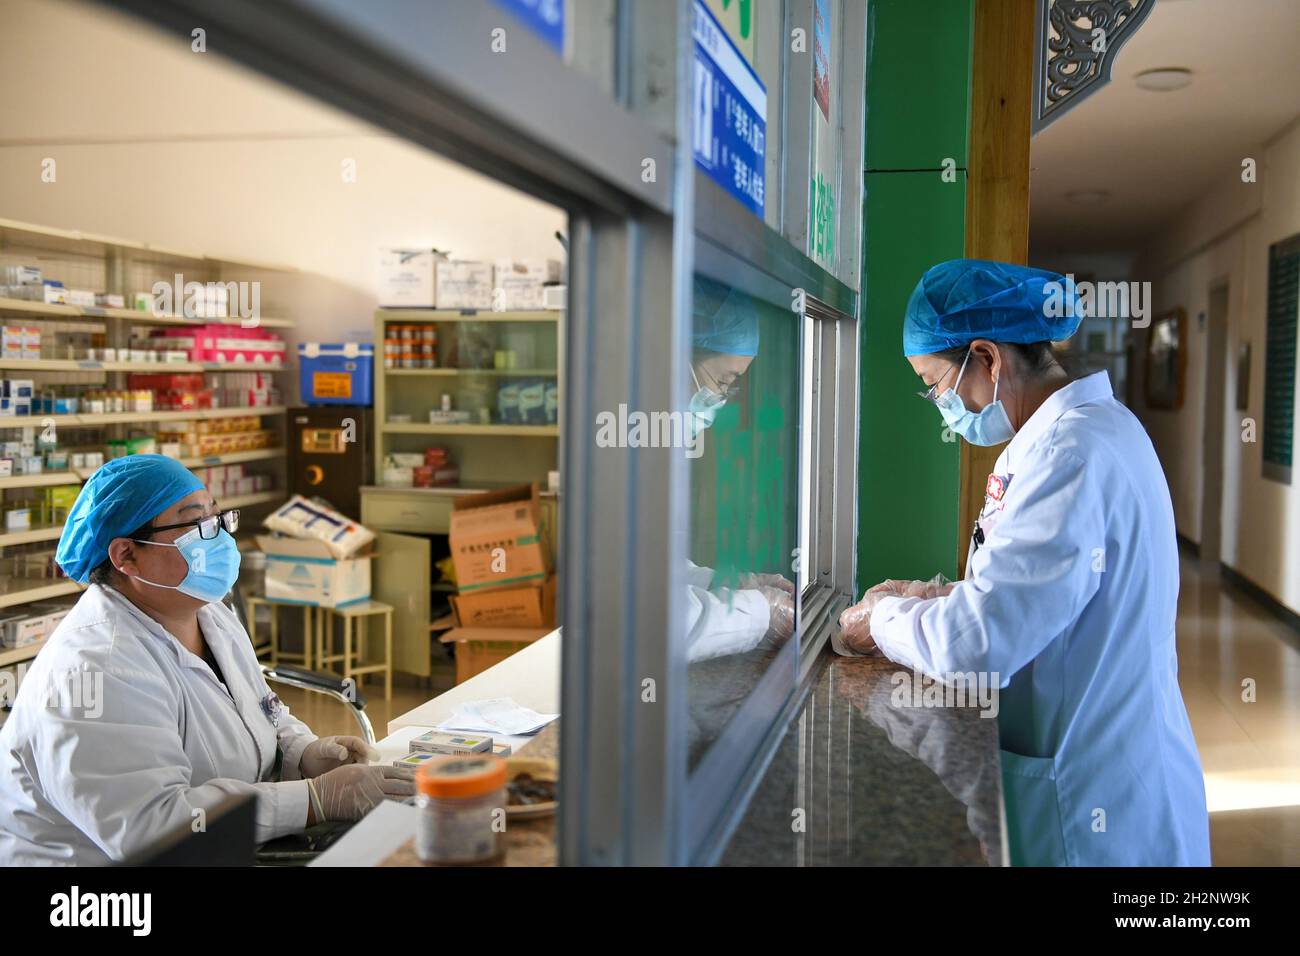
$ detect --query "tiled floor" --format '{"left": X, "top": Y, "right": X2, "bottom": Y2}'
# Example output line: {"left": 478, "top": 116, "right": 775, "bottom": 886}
{"left": 1175, "top": 554, "right": 1300, "bottom": 865}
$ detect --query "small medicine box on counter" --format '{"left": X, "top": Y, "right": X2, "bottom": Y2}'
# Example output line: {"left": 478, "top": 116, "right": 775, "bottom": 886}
{"left": 298, "top": 342, "right": 374, "bottom": 406}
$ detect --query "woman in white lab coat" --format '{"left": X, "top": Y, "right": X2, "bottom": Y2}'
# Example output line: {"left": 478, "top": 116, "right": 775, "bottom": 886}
{"left": 838, "top": 259, "right": 1211, "bottom": 866}
{"left": 0, "top": 455, "right": 412, "bottom": 865}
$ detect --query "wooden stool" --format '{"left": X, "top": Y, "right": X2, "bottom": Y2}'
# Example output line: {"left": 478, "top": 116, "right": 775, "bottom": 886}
{"left": 245, "top": 595, "right": 321, "bottom": 671}
{"left": 314, "top": 600, "right": 394, "bottom": 701}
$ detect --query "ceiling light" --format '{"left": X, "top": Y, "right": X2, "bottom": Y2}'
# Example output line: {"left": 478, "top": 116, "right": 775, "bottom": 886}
{"left": 1135, "top": 68, "right": 1193, "bottom": 91}
{"left": 1066, "top": 189, "right": 1111, "bottom": 206}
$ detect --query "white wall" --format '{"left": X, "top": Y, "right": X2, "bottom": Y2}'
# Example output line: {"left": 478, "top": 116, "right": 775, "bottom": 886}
{"left": 0, "top": 0, "right": 567, "bottom": 346}
{"left": 1132, "top": 117, "right": 1300, "bottom": 613}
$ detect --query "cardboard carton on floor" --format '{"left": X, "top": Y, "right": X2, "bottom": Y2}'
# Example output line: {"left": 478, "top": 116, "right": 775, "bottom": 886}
{"left": 438, "top": 627, "right": 552, "bottom": 684}
{"left": 449, "top": 573, "right": 556, "bottom": 629}
{"left": 448, "top": 483, "right": 550, "bottom": 595}
{"left": 256, "top": 534, "right": 372, "bottom": 608}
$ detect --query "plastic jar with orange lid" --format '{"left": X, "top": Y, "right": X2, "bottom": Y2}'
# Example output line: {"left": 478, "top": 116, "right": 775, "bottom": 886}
{"left": 415, "top": 754, "right": 508, "bottom": 865}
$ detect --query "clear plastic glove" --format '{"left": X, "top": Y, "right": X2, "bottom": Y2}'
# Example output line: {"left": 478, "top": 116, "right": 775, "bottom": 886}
{"left": 298, "top": 734, "right": 380, "bottom": 779}
{"left": 739, "top": 572, "right": 796, "bottom": 595}
{"left": 758, "top": 585, "right": 795, "bottom": 644}
{"left": 836, "top": 584, "right": 901, "bottom": 655}
{"left": 871, "top": 578, "right": 957, "bottom": 601}
{"left": 838, "top": 574, "right": 956, "bottom": 655}
{"left": 307, "top": 763, "right": 416, "bottom": 822}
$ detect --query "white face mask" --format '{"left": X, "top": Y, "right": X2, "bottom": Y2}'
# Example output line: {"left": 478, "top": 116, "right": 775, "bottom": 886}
{"left": 934, "top": 348, "right": 1017, "bottom": 446}
{"left": 688, "top": 364, "right": 727, "bottom": 437}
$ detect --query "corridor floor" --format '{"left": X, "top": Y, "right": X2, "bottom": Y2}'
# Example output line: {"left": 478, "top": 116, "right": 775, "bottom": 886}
{"left": 1177, "top": 554, "right": 1300, "bottom": 865}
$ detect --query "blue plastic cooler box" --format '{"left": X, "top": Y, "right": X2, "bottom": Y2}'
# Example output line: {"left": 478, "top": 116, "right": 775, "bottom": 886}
{"left": 298, "top": 342, "right": 374, "bottom": 406}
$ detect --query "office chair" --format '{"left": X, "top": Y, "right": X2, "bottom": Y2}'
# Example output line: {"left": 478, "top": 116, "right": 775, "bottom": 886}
{"left": 225, "top": 588, "right": 375, "bottom": 745}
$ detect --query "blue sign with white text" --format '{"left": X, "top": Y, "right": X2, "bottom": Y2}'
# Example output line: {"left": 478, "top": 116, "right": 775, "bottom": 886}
{"left": 692, "top": 0, "right": 767, "bottom": 218}
{"left": 492, "top": 0, "right": 564, "bottom": 54}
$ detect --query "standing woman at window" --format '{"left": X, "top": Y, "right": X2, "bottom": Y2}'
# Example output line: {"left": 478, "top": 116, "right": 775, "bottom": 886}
{"left": 838, "top": 260, "right": 1210, "bottom": 866}
{"left": 0, "top": 455, "right": 412, "bottom": 865}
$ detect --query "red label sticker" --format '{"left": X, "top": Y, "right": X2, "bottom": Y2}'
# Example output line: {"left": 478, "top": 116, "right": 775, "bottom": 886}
{"left": 986, "top": 474, "right": 1007, "bottom": 501}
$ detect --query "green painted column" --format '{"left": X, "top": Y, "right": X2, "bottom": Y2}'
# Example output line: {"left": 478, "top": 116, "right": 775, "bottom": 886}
{"left": 856, "top": 0, "right": 974, "bottom": 593}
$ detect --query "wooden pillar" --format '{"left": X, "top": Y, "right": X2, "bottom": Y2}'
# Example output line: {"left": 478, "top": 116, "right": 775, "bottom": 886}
{"left": 957, "top": 0, "right": 1036, "bottom": 575}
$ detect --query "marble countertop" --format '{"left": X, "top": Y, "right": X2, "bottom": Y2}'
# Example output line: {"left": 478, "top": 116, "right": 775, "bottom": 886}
{"left": 721, "top": 654, "right": 1005, "bottom": 866}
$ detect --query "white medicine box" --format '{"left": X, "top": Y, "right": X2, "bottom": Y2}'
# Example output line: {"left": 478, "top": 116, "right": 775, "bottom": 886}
{"left": 256, "top": 534, "right": 372, "bottom": 608}
{"left": 494, "top": 258, "right": 562, "bottom": 310}
{"left": 377, "top": 248, "right": 447, "bottom": 308}
{"left": 434, "top": 260, "right": 495, "bottom": 310}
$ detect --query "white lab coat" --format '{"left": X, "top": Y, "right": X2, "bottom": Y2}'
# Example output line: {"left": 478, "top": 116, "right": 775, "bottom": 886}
{"left": 685, "top": 562, "right": 772, "bottom": 662}
{"left": 0, "top": 584, "right": 318, "bottom": 865}
{"left": 871, "top": 372, "right": 1210, "bottom": 866}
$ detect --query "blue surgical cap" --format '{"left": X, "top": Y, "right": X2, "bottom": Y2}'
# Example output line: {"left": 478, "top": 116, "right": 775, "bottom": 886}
{"left": 902, "top": 259, "right": 1082, "bottom": 356}
{"left": 56, "top": 454, "right": 205, "bottom": 583}
{"left": 693, "top": 276, "right": 759, "bottom": 356}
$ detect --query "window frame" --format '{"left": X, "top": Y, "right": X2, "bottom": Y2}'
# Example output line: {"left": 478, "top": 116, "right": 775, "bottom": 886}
{"left": 104, "top": 0, "right": 867, "bottom": 867}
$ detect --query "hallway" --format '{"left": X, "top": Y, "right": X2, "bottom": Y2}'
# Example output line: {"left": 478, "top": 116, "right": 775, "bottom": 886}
{"left": 1178, "top": 553, "right": 1300, "bottom": 865}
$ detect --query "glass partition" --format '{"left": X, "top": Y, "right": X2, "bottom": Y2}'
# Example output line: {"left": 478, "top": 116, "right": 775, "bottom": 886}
{"left": 685, "top": 275, "right": 801, "bottom": 770}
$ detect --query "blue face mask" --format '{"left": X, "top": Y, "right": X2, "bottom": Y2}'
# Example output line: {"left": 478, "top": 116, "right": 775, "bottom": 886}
{"left": 934, "top": 348, "right": 1017, "bottom": 446}
{"left": 129, "top": 527, "right": 242, "bottom": 603}
{"left": 688, "top": 364, "right": 727, "bottom": 437}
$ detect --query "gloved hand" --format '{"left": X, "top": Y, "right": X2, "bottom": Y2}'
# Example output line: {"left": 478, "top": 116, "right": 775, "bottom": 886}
{"left": 298, "top": 735, "right": 380, "bottom": 779}
{"left": 870, "top": 578, "right": 956, "bottom": 601}
{"left": 840, "top": 577, "right": 957, "bottom": 654}
{"left": 739, "top": 572, "right": 796, "bottom": 595}
{"left": 307, "top": 763, "right": 416, "bottom": 823}
{"left": 837, "top": 583, "right": 903, "bottom": 655}
{"left": 758, "top": 585, "right": 795, "bottom": 644}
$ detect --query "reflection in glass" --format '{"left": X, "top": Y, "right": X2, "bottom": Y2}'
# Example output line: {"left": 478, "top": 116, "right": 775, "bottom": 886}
{"left": 685, "top": 275, "right": 799, "bottom": 769}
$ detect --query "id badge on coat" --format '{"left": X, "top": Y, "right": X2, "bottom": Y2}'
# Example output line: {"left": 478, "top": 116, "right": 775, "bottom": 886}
{"left": 259, "top": 691, "right": 283, "bottom": 727}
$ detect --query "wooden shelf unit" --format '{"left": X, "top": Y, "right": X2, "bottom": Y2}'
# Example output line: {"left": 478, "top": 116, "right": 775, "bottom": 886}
{"left": 0, "top": 217, "right": 296, "bottom": 649}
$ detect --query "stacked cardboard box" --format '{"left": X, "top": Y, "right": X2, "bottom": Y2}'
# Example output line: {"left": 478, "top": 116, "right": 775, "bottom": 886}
{"left": 256, "top": 495, "right": 376, "bottom": 607}
{"left": 441, "top": 483, "right": 555, "bottom": 683}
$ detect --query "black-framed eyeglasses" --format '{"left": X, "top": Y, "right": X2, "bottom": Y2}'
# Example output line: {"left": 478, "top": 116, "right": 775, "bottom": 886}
{"left": 138, "top": 509, "right": 240, "bottom": 541}
{"left": 915, "top": 350, "right": 969, "bottom": 406}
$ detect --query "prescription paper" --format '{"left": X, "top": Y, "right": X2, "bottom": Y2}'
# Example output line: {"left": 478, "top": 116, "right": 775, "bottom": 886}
{"left": 436, "top": 697, "right": 559, "bottom": 736}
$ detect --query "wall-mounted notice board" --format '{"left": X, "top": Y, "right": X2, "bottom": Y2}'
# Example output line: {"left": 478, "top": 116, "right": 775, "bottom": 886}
{"left": 1263, "top": 233, "right": 1300, "bottom": 484}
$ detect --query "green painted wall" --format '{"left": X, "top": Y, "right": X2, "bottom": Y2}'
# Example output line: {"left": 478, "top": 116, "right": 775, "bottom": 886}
{"left": 856, "top": 0, "right": 973, "bottom": 593}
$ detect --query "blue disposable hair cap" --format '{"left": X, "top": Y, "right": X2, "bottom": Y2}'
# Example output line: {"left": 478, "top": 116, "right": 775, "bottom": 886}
{"left": 56, "top": 454, "right": 206, "bottom": 583}
{"left": 692, "top": 275, "right": 760, "bottom": 357}
{"left": 902, "top": 258, "right": 1082, "bottom": 356}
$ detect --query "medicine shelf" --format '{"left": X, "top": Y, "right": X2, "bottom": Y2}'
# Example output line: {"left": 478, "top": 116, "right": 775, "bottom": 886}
{"left": 0, "top": 217, "right": 300, "bottom": 275}
{"left": 63, "top": 448, "right": 287, "bottom": 482}
{"left": 0, "top": 297, "right": 294, "bottom": 329}
{"left": 0, "top": 472, "right": 82, "bottom": 490}
{"left": 220, "top": 490, "right": 282, "bottom": 510}
{"left": 0, "top": 405, "right": 288, "bottom": 430}
{"left": 380, "top": 423, "right": 559, "bottom": 437}
{"left": 178, "top": 448, "right": 286, "bottom": 469}
{"left": 0, "top": 636, "right": 53, "bottom": 668}
{"left": 0, "top": 357, "right": 289, "bottom": 373}
{"left": 0, "top": 217, "right": 296, "bottom": 648}
{"left": 0, "top": 525, "right": 65, "bottom": 548}
{"left": 385, "top": 367, "right": 558, "bottom": 377}
{"left": 0, "top": 578, "right": 82, "bottom": 611}
{"left": 376, "top": 309, "right": 558, "bottom": 323}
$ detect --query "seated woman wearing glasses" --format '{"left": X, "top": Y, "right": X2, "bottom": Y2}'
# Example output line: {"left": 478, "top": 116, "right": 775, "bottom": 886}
{"left": 0, "top": 455, "right": 412, "bottom": 865}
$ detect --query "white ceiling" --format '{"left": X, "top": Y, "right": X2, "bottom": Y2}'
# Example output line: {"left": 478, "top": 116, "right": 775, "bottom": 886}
{"left": 0, "top": 0, "right": 370, "bottom": 143}
{"left": 1029, "top": 0, "right": 1300, "bottom": 257}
